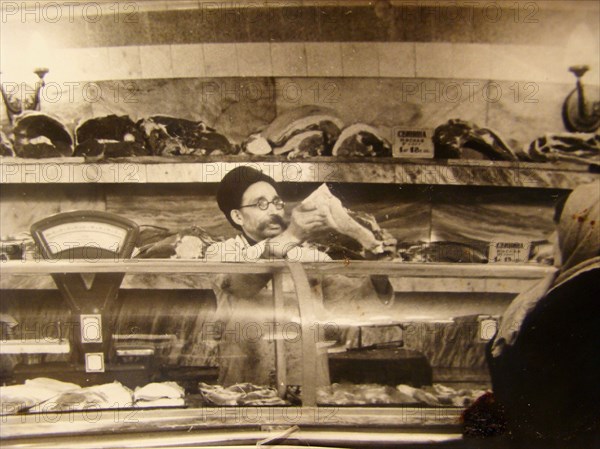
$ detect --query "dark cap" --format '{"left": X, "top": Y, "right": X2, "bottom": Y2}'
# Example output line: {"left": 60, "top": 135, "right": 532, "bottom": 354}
{"left": 217, "top": 166, "right": 279, "bottom": 229}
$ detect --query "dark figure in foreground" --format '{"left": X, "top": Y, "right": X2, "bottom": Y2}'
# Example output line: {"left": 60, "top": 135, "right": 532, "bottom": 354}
{"left": 482, "top": 181, "right": 600, "bottom": 447}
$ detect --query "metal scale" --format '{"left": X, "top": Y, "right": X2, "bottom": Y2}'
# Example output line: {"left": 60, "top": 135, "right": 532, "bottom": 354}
{"left": 13, "top": 210, "right": 154, "bottom": 387}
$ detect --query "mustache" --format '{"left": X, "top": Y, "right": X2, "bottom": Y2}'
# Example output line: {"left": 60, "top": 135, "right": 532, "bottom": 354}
{"left": 258, "top": 214, "right": 287, "bottom": 231}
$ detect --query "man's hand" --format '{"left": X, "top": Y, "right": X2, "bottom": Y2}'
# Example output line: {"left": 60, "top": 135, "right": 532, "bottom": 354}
{"left": 287, "top": 203, "right": 329, "bottom": 242}
{"left": 262, "top": 203, "right": 329, "bottom": 259}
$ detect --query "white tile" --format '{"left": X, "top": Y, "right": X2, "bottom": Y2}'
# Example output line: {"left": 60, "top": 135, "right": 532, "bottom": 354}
{"left": 450, "top": 43, "right": 493, "bottom": 80}
{"left": 415, "top": 43, "right": 453, "bottom": 78}
{"left": 78, "top": 47, "right": 111, "bottom": 80}
{"left": 49, "top": 48, "right": 83, "bottom": 82}
{"left": 236, "top": 43, "right": 272, "bottom": 76}
{"left": 305, "top": 43, "right": 343, "bottom": 77}
{"left": 203, "top": 43, "right": 238, "bottom": 77}
{"left": 270, "top": 43, "right": 307, "bottom": 77}
{"left": 140, "top": 45, "right": 173, "bottom": 79}
{"left": 107, "top": 46, "right": 142, "bottom": 79}
{"left": 341, "top": 43, "right": 379, "bottom": 77}
{"left": 491, "top": 44, "right": 569, "bottom": 83}
{"left": 171, "top": 44, "right": 205, "bottom": 77}
{"left": 377, "top": 43, "right": 415, "bottom": 77}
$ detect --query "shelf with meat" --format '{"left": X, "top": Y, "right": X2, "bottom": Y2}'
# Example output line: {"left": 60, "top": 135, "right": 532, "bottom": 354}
{"left": 0, "top": 110, "right": 597, "bottom": 185}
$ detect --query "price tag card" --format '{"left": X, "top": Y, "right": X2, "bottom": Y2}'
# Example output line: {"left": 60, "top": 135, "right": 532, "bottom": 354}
{"left": 488, "top": 239, "right": 531, "bottom": 263}
{"left": 392, "top": 127, "right": 434, "bottom": 158}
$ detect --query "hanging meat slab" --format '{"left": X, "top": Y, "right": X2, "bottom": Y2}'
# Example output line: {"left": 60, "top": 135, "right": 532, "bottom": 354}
{"left": 302, "top": 184, "right": 396, "bottom": 258}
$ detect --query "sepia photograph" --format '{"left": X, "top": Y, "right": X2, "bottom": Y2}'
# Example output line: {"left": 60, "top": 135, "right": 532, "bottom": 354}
{"left": 0, "top": 1, "right": 598, "bottom": 447}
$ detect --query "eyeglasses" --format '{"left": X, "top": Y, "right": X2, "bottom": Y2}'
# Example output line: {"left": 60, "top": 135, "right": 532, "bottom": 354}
{"left": 239, "top": 197, "right": 285, "bottom": 211}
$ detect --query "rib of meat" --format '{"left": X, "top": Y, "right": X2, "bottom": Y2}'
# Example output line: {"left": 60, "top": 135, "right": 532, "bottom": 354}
{"left": 138, "top": 116, "right": 234, "bottom": 156}
{"left": 331, "top": 123, "right": 392, "bottom": 157}
{"left": 74, "top": 115, "right": 149, "bottom": 159}
{"left": 273, "top": 130, "right": 326, "bottom": 159}
{"left": 11, "top": 112, "right": 73, "bottom": 158}
{"left": 260, "top": 105, "right": 343, "bottom": 155}
{"left": 433, "top": 119, "right": 518, "bottom": 160}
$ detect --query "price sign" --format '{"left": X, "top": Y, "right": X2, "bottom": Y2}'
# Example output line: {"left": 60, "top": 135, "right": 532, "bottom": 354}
{"left": 392, "top": 127, "right": 434, "bottom": 158}
{"left": 488, "top": 239, "right": 531, "bottom": 263}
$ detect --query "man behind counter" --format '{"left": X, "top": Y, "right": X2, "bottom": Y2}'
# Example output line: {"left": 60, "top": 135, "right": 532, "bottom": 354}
{"left": 205, "top": 166, "right": 394, "bottom": 386}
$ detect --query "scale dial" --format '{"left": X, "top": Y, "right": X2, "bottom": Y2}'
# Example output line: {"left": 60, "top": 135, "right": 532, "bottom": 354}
{"left": 31, "top": 210, "right": 139, "bottom": 259}
{"left": 42, "top": 221, "right": 128, "bottom": 255}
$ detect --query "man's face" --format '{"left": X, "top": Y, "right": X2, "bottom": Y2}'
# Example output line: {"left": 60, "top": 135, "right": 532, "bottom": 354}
{"left": 231, "top": 181, "right": 286, "bottom": 241}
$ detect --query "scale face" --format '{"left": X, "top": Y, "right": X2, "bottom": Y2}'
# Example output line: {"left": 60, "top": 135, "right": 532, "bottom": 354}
{"left": 31, "top": 210, "right": 138, "bottom": 260}
{"left": 42, "top": 221, "right": 128, "bottom": 255}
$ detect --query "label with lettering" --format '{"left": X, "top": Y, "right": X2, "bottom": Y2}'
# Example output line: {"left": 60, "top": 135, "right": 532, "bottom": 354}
{"left": 392, "top": 127, "right": 434, "bottom": 158}
{"left": 488, "top": 239, "right": 531, "bottom": 263}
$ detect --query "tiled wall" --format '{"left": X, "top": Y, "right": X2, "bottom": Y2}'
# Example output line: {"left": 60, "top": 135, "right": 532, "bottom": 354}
{"left": 0, "top": 0, "right": 600, "bottom": 137}
{"left": 23, "top": 41, "right": 592, "bottom": 84}
{"left": 1, "top": 1, "right": 598, "bottom": 144}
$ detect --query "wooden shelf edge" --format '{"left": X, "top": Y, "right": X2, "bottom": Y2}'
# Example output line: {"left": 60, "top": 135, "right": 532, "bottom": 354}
{"left": 0, "top": 259, "right": 556, "bottom": 278}
{"left": 0, "top": 275, "right": 540, "bottom": 293}
{"left": 1, "top": 159, "right": 596, "bottom": 188}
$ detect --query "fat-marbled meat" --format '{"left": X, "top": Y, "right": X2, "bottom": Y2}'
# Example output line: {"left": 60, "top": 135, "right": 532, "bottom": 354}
{"left": 302, "top": 184, "right": 397, "bottom": 259}
{"left": 0, "top": 130, "right": 15, "bottom": 156}
{"left": 259, "top": 105, "right": 344, "bottom": 156}
{"left": 74, "top": 114, "right": 149, "bottom": 159}
{"left": 433, "top": 119, "right": 518, "bottom": 160}
{"left": 273, "top": 130, "right": 326, "bottom": 159}
{"left": 523, "top": 132, "right": 600, "bottom": 165}
{"left": 138, "top": 116, "right": 234, "bottom": 156}
{"left": 11, "top": 112, "right": 73, "bottom": 158}
{"left": 331, "top": 123, "right": 392, "bottom": 158}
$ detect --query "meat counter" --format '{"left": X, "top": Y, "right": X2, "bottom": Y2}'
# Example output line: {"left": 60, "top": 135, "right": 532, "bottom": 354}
{"left": 0, "top": 256, "right": 555, "bottom": 447}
